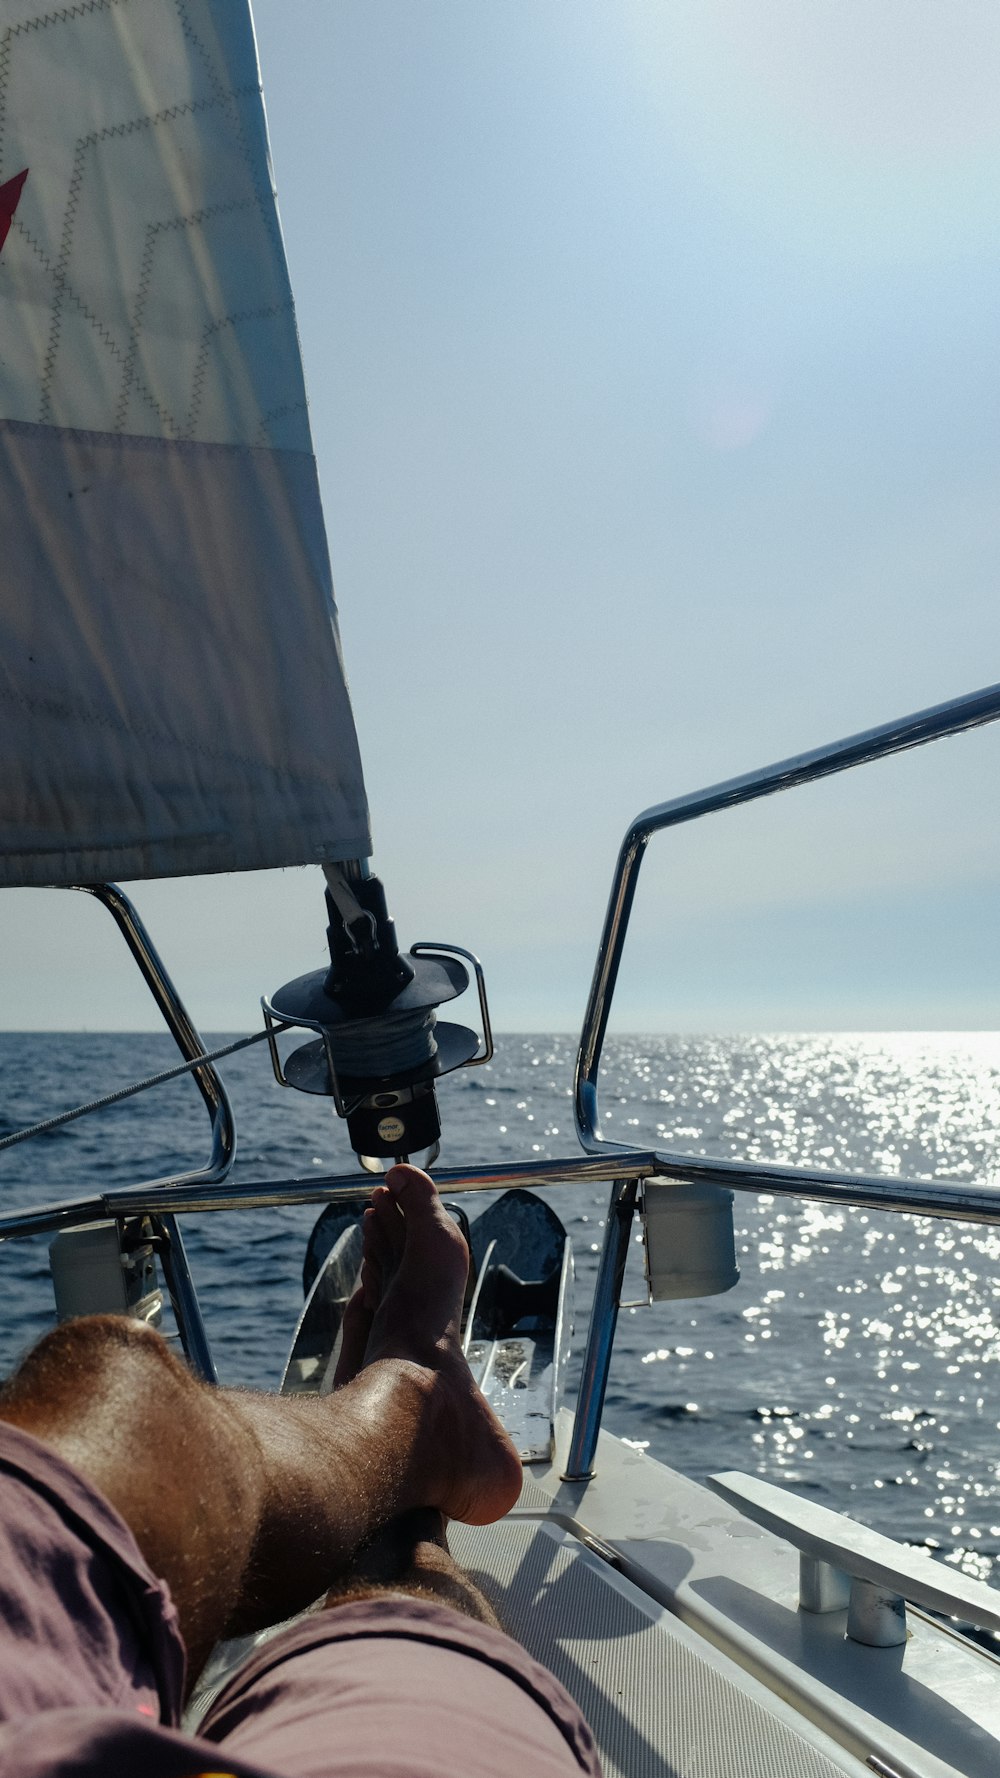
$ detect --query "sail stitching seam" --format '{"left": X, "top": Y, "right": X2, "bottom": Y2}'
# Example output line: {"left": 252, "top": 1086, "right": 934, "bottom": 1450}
{"left": 8, "top": 213, "right": 139, "bottom": 416}
{"left": 185, "top": 299, "right": 297, "bottom": 443}
{"left": 115, "top": 196, "right": 261, "bottom": 436}
{"left": 173, "top": 0, "right": 282, "bottom": 262}
{"left": 154, "top": 0, "right": 290, "bottom": 434}
{"left": 0, "top": 2, "right": 128, "bottom": 229}
{"left": 1, "top": 6, "right": 298, "bottom": 446}
{"left": 1, "top": 1, "right": 132, "bottom": 421}
{"left": 2, "top": 0, "right": 124, "bottom": 40}
{"left": 38, "top": 85, "right": 262, "bottom": 433}
{"left": 256, "top": 399, "right": 310, "bottom": 443}
{"left": 0, "top": 25, "right": 15, "bottom": 175}
{"left": 0, "top": 415, "right": 314, "bottom": 460}
{"left": 0, "top": 682, "right": 349, "bottom": 786}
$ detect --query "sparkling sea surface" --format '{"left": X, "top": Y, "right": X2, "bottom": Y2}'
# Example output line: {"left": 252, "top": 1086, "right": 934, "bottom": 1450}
{"left": 2, "top": 1030, "right": 999, "bottom": 1598}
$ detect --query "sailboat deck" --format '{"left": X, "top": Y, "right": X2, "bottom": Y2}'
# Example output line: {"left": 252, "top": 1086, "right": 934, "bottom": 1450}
{"left": 503, "top": 1427, "right": 1000, "bottom": 1778}
{"left": 449, "top": 1515, "right": 866, "bottom": 1778}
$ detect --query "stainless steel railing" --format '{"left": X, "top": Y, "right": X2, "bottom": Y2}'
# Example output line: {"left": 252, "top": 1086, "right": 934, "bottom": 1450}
{"left": 2, "top": 685, "right": 1000, "bottom": 1466}
{"left": 574, "top": 682, "right": 1000, "bottom": 1157}
{"left": 572, "top": 679, "right": 996, "bottom": 1152}
{"left": 562, "top": 682, "right": 1000, "bottom": 1477}
{"left": 1, "top": 885, "right": 236, "bottom": 1382}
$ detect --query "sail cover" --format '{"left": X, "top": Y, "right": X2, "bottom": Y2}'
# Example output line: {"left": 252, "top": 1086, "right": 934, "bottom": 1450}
{"left": 0, "top": 0, "right": 371, "bottom": 887}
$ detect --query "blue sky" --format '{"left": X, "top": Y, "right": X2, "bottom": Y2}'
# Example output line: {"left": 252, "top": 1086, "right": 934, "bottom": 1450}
{"left": 4, "top": 1, "right": 1000, "bottom": 1031}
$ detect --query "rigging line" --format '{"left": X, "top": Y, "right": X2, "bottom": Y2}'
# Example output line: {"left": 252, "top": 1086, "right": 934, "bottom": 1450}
{"left": 0, "top": 1026, "right": 282, "bottom": 1156}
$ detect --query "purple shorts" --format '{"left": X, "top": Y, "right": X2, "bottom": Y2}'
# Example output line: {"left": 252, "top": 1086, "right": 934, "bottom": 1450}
{"left": 0, "top": 1422, "right": 600, "bottom": 1777}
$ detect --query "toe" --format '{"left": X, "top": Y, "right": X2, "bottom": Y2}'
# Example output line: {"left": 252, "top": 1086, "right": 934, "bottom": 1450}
{"left": 385, "top": 1165, "right": 456, "bottom": 1242}
{"left": 371, "top": 1183, "right": 405, "bottom": 1258}
{"left": 387, "top": 1165, "right": 467, "bottom": 1254}
{"left": 360, "top": 1251, "right": 382, "bottom": 1309}
{"left": 333, "top": 1287, "right": 373, "bottom": 1386}
{"left": 385, "top": 1163, "right": 440, "bottom": 1213}
{"left": 363, "top": 1201, "right": 391, "bottom": 1262}
{"left": 362, "top": 1205, "right": 382, "bottom": 1261}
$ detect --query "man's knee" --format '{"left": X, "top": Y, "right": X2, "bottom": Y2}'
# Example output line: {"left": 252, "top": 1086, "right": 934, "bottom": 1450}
{"left": 1, "top": 1314, "right": 186, "bottom": 1426}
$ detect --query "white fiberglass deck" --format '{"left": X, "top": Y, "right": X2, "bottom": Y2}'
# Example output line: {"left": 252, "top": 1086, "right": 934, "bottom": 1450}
{"left": 495, "top": 1420, "right": 1000, "bottom": 1778}
{"left": 449, "top": 1513, "right": 867, "bottom": 1778}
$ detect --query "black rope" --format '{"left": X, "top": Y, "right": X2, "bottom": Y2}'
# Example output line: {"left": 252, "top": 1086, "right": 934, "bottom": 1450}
{"left": 0, "top": 1028, "right": 273, "bottom": 1154}
{"left": 324, "top": 1006, "right": 438, "bottom": 1076}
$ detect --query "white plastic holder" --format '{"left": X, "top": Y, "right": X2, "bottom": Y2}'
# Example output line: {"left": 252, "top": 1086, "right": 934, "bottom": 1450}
{"left": 640, "top": 1179, "right": 740, "bottom": 1302}
{"left": 49, "top": 1221, "right": 162, "bottom": 1325}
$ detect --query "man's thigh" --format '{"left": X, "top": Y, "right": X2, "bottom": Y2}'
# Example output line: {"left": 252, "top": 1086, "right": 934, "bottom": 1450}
{"left": 198, "top": 1596, "right": 602, "bottom": 1778}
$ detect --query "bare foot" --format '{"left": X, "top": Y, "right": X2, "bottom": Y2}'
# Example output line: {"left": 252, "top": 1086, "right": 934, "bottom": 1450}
{"left": 352, "top": 1165, "right": 523, "bottom": 1526}
{"left": 331, "top": 1207, "right": 381, "bottom": 1389}
{"left": 332, "top": 1290, "right": 372, "bottom": 1389}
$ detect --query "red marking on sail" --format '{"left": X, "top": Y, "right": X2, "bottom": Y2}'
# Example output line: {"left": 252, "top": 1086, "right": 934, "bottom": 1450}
{"left": 0, "top": 169, "right": 28, "bottom": 256}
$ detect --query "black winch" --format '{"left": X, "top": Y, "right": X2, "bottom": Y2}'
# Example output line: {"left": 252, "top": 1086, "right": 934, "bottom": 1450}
{"left": 262, "top": 863, "right": 492, "bottom": 1168}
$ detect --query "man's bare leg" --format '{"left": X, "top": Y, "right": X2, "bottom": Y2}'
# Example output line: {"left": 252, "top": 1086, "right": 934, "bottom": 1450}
{"left": 0, "top": 1165, "right": 521, "bottom": 1679}
{"left": 326, "top": 1173, "right": 507, "bottom": 1629}
{"left": 325, "top": 1505, "right": 502, "bottom": 1629}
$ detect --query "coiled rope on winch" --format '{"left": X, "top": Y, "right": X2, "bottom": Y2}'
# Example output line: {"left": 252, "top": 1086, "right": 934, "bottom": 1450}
{"left": 324, "top": 1006, "right": 438, "bottom": 1078}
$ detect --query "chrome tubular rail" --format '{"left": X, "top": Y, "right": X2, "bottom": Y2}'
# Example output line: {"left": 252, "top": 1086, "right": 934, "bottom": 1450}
{"left": 62, "top": 884, "right": 237, "bottom": 1382}
{"left": 563, "top": 682, "right": 1000, "bottom": 1479}
{"left": 563, "top": 1175, "right": 640, "bottom": 1483}
{"left": 3, "top": 1139, "right": 999, "bottom": 1242}
{"left": 0, "top": 1153, "right": 653, "bottom": 1241}
{"left": 574, "top": 682, "right": 1000, "bottom": 1152}
{"left": 646, "top": 1146, "right": 1000, "bottom": 1223}
{"left": 75, "top": 885, "right": 236, "bottom": 1181}
{"left": 563, "top": 1146, "right": 1000, "bottom": 1480}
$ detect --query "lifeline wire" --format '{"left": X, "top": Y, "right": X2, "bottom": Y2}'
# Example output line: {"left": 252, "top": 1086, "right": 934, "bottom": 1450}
{"left": 0, "top": 1027, "right": 278, "bottom": 1154}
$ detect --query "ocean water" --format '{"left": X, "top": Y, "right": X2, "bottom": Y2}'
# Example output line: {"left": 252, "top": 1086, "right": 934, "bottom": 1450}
{"left": 1, "top": 1030, "right": 999, "bottom": 1599}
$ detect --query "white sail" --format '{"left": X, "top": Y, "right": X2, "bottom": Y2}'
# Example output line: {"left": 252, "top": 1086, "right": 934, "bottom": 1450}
{"left": 0, "top": 0, "right": 371, "bottom": 887}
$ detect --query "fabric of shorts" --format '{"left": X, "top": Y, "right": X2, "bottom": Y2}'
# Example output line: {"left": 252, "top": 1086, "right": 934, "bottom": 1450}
{"left": 195, "top": 1596, "right": 602, "bottom": 1776}
{"left": 0, "top": 1418, "right": 185, "bottom": 1728}
{"left": 0, "top": 1419, "right": 601, "bottom": 1778}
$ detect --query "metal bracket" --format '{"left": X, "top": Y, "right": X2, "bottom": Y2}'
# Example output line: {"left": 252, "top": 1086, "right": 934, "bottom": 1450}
{"left": 260, "top": 998, "right": 356, "bottom": 1117}
{"left": 410, "top": 942, "right": 494, "bottom": 1067}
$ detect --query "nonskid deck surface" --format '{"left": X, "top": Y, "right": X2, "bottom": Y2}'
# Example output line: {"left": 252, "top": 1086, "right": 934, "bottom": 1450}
{"left": 188, "top": 1452, "right": 999, "bottom": 1776}
{"left": 515, "top": 1423, "right": 1000, "bottom": 1778}
{"left": 448, "top": 1515, "right": 866, "bottom": 1778}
